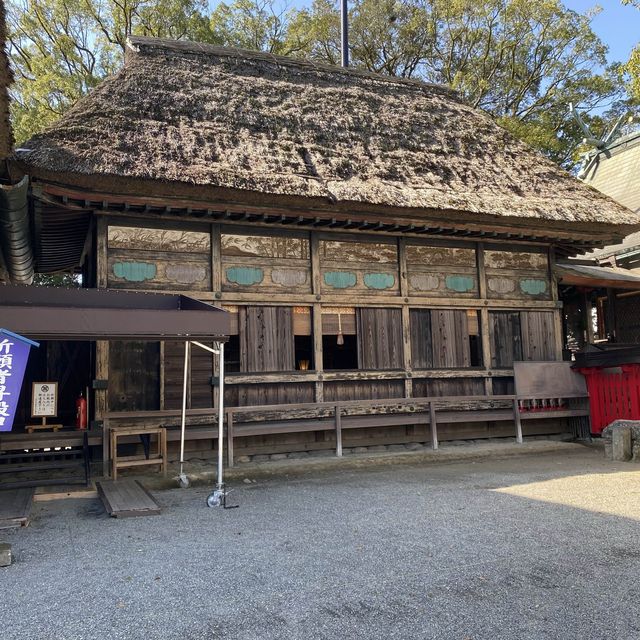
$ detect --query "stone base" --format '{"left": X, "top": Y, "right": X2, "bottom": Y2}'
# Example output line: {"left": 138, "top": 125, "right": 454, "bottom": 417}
{"left": 0, "top": 543, "right": 12, "bottom": 567}
{"left": 602, "top": 420, "right": 640, "bottom": 462}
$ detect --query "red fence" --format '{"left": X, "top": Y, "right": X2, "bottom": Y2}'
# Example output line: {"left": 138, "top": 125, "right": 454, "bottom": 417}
{"left": 577, "top": 365, "right": 640, "bottom": 434}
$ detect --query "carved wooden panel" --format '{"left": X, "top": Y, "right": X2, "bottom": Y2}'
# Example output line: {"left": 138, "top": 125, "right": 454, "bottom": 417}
{"left": 107, "top": 250, "right": 210, "bottom": 290}
{"left": 108, "top": 226, "right": 210, "bottom": 253}
{"left": 406, "top": 244, "right": 478, "bottom": 298}
{"left": 484, "top": 248, "right": 550, "bottom": 300}
{"left": 221, "top": 233, "right": 312, "bottom": 293}
{"left": 319, "top": 238, "right": 400, "bottom": 295}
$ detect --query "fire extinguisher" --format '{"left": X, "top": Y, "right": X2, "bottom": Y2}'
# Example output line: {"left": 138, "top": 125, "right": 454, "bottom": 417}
{"left": 76, "top": 392, "right": 88, "bottom": 430}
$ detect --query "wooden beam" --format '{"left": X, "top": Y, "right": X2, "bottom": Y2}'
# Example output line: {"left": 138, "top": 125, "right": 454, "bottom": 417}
{"left": 211, "top": 224, "right": 222, "bottom": 297}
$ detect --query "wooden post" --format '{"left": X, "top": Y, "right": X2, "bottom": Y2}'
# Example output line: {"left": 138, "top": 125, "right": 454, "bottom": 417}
{"left": 401, "top": 305, "right": 413, "bottom": 398}
{"left": 476, "top": 243, "right": 493, "bottom": 395}
{"left": 583, "top": 290, "right": 595, "bottom": 345}
{"left": 211, "top": 224, "right": 222, "bottom": 296}
{"left": 96, "top": 217, "right": 110, "bottom": 474}
{"left": 313, "top": 304, "right": 324, "bottom": 402}
{"left": 311, "top": 234, "right": 324, "bottom": 402}
{"left": 429, "top": 401, "right": 438, "bottom": 450}
{"left": 399, "top": 238, "right": 413, "bottom": 398}
{"left": 335, "top": 404, "right": 342, "bottom": 457}
{"left": 513, "top": 397, "right": 523, "bottom": 444}
{"left": 606, "top": 287, "right": 616, "bottom": 341}
{"left": 549, "top": 246, "right": 564, "bottom": 358}
{"left": 161, "top": 428, "right": 168, "bottom": 476}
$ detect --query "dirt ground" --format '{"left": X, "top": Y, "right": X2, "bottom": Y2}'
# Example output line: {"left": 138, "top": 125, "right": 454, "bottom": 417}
{"left": 3, "top": 443, "right": 640, "bottom": 640}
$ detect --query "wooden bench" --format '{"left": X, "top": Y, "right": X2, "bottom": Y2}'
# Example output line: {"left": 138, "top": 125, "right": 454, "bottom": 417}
{"left": 226, "top": 395, "right": 523, "bottom": 466}
{"left": 103, "top": 363, "right": 590, "bottom": 468}
{"left": 0, "top": 429, "right": 95, "bottom": 489}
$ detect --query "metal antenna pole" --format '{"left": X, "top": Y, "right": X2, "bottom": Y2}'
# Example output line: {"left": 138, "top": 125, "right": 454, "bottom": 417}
{"left": 341, "top": 0, "right": 349, "bottom": 67}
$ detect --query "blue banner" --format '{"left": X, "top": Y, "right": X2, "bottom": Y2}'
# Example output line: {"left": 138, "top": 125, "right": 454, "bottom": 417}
{"left": 0, "top": 329, "right": 39, "bottom": 432}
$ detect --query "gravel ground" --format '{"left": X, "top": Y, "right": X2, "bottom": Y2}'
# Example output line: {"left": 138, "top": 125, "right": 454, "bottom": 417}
{"left": 3, "top": 444, "right": 640, "bottom": 640}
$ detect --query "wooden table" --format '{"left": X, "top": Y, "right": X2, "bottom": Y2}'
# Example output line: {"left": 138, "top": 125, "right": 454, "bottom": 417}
{"left": 109, "top": 426, "right": 167, "bottom": 480}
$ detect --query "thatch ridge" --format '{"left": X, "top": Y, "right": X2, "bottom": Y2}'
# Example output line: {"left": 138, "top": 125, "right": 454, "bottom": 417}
{"left": 16, "top": 36, "right": 639, "bottom": 229}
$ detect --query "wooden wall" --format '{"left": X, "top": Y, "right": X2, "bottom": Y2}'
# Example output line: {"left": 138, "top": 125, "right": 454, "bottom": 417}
{"left": 96, "top": 218, "right": 563, "bottom": 441}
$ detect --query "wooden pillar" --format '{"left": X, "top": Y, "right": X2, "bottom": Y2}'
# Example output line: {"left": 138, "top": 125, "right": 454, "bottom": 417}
{"left": 583, "top": 290, "right": 595, "bottom": 345}
{"left": 549, "top": 246, "right": 564, "bottom": 359}
{"left": 95, "top": 217, "right": 109, "bottom": 474}
{"left": 398, "top": 238, "right": 412, "bottom": 398}
{"left": 606, "top": 287, "right": 617, "bottom": 341}
{"left": 211, "top": 224, "right": 222, "bottom": 297}
{"left": 310, "top": 233, "right": 324, "bottom": 402}
{"left": 477, "top": 243, "right": 493, "bottom": 395}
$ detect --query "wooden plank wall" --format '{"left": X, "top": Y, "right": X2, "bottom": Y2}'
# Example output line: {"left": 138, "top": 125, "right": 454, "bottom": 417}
{"left": 97, "top": 218, "right": 564, "bottom": 443}
{"left": 356, "top": 308, "right": 403, "bottom": 369}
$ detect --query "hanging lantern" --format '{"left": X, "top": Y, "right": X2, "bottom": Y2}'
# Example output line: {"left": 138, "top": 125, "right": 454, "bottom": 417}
{"left": 337, "top": 312, "right": 344, "bottom": 346}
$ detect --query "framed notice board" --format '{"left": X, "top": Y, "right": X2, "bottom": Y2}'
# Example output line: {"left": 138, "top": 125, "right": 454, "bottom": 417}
{"left": 31, "top": 382, "right": 58, "bottom": 418}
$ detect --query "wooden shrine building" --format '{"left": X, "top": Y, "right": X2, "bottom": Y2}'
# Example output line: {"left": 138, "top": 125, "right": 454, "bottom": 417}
{"left": 3, "top": 37, "right": 640, "bottom": 460}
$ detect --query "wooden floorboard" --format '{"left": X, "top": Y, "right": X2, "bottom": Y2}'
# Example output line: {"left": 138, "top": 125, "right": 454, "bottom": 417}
{"left": 0, "top": 487, "right": 35, "bottom": 529}
{"left": 96, "top": 479, "right": 161, "bottom": 518}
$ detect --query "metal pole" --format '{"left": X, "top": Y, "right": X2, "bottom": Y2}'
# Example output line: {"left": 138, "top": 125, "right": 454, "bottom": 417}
{"left": 340, "top": 0, "right": 349, "bottom": 67}
{"left": 179, "top": 340, "right": 190, "bottom": 477}
{"left": 217, "top": 341, "right": 225, "bottom": 489}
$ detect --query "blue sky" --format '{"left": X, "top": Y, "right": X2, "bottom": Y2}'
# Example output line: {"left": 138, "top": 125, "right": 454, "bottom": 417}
{"left": 273, "top": 0, "right": 639, "bottom": 65}
{"left": 564, "top": 0, "right": 638, "bottom": 63}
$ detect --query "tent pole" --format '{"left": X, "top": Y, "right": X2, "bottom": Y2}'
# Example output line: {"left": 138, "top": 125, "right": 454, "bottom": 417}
{"left": 217, "top": 341, "right": 225, "bottom": 489}
{"left": 179, "top": 340, "right": 190, "bottom": 480}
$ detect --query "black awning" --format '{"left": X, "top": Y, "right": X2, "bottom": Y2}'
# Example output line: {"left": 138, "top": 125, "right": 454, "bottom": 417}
{"left": 0, "top": 285, "right": 229, "bottom": 341}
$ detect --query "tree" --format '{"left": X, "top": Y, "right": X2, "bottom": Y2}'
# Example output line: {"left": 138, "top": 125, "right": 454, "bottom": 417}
{"left": 6, "top": 0, "right": 632, "bottom": 169}
{"left": 291, "top": 0, "right": 624, "bottom": 168}
{"left": 623, "top": 0, "right": 640, "bottom": 101}
{"left": 7, "top": 0, "right": 214, "bottom": 143}
{"left": 209, "top": 0, "right": 297, "bottom": 54}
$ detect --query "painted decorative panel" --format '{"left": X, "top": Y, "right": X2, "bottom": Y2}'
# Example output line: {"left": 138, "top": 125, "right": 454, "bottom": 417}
{"left": 112, "top": 261, "right": 157, "bottom": 282}
{"left": 226, "top": 266, "right": 264, "bottom": 286}
{"left": 484, "top": 250, "right": 548, "bottom": 271}
{"left": 363, "top": 273, "right": 396, "bottom": 290}
{"left": 107, "top": 250, "right": 210, "bottom": 291}
{"left": 108, "top": 226, "right": 210, "bottom": 253}
{"left": 320, "top": 238, "right": 400, "bottom": 296}
{"left": 319, "top": 240, "right": 397, "bottom": 263}
{"left": 271, "top": 269, "right": 308, "bottom": 286}
{"left": 487, "top": 277, "right": 516, "bottom": 294}
{"left": 409, "top": 274, "right": 440, "bottom": 292}
{"left": 485, "top": 248, "right": 550, "bottom": 300}
{"left": 221, "top": 232, "right": 312, "bottom": 293}
{"left": 406, "top": 245, "right": 476, "bottom": 267}
{"left": 445, "top": 275, "right": 475, "bottom": 293}
{"left": 324, "top": 271, "right": 357, "bottom": 289}
{"left": 406, "top": 243, "right": 477, "bottom": 299}
{"left": 222, "top": 233, "right": 309, "bottom": 259}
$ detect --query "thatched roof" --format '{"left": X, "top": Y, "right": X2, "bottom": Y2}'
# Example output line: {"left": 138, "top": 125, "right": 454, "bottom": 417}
{"left": 15, "top": 36, "right": 639, "bottom": 231}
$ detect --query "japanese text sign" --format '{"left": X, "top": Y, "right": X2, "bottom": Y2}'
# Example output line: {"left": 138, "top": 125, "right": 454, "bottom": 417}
{"left": 0, "top": 329, "right": 39, "bottom": 432}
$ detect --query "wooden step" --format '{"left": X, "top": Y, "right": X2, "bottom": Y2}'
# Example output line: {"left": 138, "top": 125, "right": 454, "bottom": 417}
{"left": 96, "top": 479, "right": 161, "bottom": 518}
{"left": 0, "top": 488, "right": 35, "bottom": 529}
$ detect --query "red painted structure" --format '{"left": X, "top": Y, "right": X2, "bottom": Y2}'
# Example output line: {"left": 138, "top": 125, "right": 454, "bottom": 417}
{"left": 574, "top": 345, "right": 640, "bottom": 435}
{"left": 578, "top": 365, "right": 640, "bottom": 434}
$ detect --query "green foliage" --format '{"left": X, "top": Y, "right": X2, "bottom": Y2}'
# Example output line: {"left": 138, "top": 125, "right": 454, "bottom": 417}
{"left": 33, "top": 272, "right": 81, "bottom": 286}
{"left": 6, "top": 0, "right": 636, "bottom": 169}
{"left": 209, "top": 0, "right": 296, "bottom": 53}
{"left": 7, "top": 0, "right": 214, "bottom": 143}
